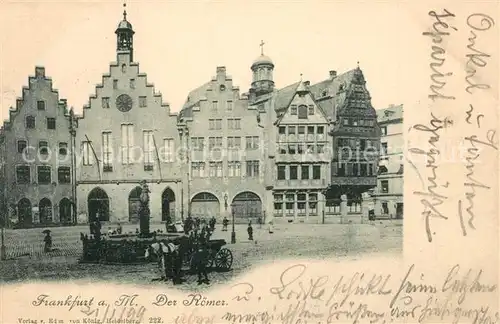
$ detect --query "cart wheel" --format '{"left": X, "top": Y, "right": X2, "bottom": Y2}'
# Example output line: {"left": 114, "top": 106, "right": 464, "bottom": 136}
{"left": 214, "top": 248, "right": 233, "bottom": 271}
{"left": 205, "top": 252, "right": 214, "bottom": 269}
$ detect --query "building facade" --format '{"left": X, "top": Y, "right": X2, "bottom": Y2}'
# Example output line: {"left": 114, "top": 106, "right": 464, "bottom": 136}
{"left": 0, "top": 67, "right": 74, "bottom": 228}
{"left": 1, "top": 9, "right": 385, "bottom": 227}
{"left": 177, "top": 66, "right": 265, "bottom": 224}
{"left": 74, "top": 11, "right": 181, "bottom": 224}
{"left": 372, "top": 104, "right": 403, "bottom": 219}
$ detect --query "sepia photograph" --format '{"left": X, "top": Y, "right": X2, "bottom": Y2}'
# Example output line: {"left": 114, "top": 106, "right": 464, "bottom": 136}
{"left": 0, "top": 1, "right": 404, "bottom": 289}
{"left": 1, "top": 3, "right": 497, "bottom": 324}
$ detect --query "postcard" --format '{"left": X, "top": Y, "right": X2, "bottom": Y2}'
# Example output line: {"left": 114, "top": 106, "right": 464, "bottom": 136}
{"left": 0, "top": 0, "right": 498, "bottom": 323}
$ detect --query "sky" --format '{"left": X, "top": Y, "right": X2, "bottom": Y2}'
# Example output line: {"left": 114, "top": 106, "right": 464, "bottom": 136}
{"left": 1, "top": 0, "right": 428, "bottom": 122}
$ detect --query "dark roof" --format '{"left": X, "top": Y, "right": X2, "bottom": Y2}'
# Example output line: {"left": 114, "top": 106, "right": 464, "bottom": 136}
{"left": 273, "top": 82, "right": 300, "bottom": 113}
{"left": 377, "top": 104, "right": 403, "bottom": 123}
{"left": 178, "top": 81, "right": 212, "bottom": 119}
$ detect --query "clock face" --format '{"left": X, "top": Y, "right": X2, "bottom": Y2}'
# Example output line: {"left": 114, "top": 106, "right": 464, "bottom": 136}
{"left": 116, "top": 94, "right": 133, "bottom": 112}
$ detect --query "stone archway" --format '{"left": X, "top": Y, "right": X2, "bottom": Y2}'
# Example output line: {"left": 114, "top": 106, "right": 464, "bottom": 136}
{"left": 232, "top": 191, "right": 262, "bottom": 220}
{"left": 88, "top": 187, "right": 110, "bottom": 222}
{"left": 39, "top": 198, "right": 53, "bottom": 224}
{"left": 17, "top": 198, "right": 32, "bottom": 227}
{"left": 128, "top": 186, "right": 143, "bottom": 223}
{"left": 59, "top": 198, "right": 72, "bottom": 225}
{"left": 162, "top": 188, "right": 175, "bottom": 222}
{"left": 191, "top": 192, "right": 219, "bottom": 218}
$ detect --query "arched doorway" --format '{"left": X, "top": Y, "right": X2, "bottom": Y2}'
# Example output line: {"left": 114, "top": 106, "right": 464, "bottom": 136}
{"left": 232, "top": 191, "right": 262, "bottom": 220}
{"left": 17, "top": 198, "right": 32, "bottom": 227}
{"left": 88, "top": 187, "right": 110, "bottom": 222}
{"left": 162, "top": 188, "right": 175, "bottom": 222}
{"left": 191, "top": 192, "right": 219, "bottom": 218}
{"left": 39, "top": 198, "right": 53, "bottom": 224}
{"left": 128, "top": 186, "right": 143, "bottom": 223}
{"left": 59, "top": 198, "right": 72, "bottom": 225}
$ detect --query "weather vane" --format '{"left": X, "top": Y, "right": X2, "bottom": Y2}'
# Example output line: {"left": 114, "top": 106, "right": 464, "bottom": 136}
{"left": 260, "top": 40, "right": 265, "bottom": 56}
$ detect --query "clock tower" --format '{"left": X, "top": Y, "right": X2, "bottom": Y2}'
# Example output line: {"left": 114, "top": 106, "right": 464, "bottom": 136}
{"left": 115, "top": 3, "right": 134, "bottom": 63}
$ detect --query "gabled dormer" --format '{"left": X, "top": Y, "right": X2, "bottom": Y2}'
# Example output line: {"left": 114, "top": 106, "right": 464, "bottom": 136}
{"left": 275, "top": 80, "right": 330, "bottom": 126}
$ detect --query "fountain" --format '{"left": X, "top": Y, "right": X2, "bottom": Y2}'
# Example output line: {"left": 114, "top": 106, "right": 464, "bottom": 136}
{"left": 80, "top": 181, "right": 186, "bottom": 264}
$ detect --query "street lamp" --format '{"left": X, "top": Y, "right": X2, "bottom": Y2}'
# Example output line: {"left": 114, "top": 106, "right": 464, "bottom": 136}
{"left": 230, "top": 203, "right": 236, "bottom": 244}
{"left": 224, "top": 193, "right": 228, "bottom": 211}
{"left": 0, "top": 214, "right": 6, "bottom": 261}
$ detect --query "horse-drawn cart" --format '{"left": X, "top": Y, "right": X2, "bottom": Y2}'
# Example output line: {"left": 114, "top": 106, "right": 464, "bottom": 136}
{"left": 81, "top": 232, "right": 234, "bottom": 272}
{"left": 190, "top": 239, "right": 233, "bottom": 271}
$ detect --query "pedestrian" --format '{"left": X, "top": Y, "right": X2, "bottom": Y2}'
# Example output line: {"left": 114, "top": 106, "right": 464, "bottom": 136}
{"left": 222, "top": 217, "right": 229, "bottom": 232}
{"left": 268, "top": 221, "right": 274, "bottom": 234}
{"left": 43, "top": 230, "right": 52, "bottom": 252}
{"left": 117, "top": 222, "right": 123, "bottom": 234}
{"left": 194, "top": 235, "right": 210, "bottom": 285}
{"left": 247, "top": 221, "right": 253, "bottom": 240}
{"left": 209, "top": 216, "right": 216, "bottom": 232}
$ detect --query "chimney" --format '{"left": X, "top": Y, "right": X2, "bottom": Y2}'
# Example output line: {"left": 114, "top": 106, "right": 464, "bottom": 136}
{"left": 389, "top": 104, "right": 394, "bottom": 108}
{"left": 216, "top": 66, "right": 226, "bottom": 77}
{"left": 304, "top": 81, "right": 310, "bottom": 86}
{"left": 329, "top": 70, "right": 337, "bottom": 79}
{"left": 35, "top": 66, "right": 45, "bottom": 78}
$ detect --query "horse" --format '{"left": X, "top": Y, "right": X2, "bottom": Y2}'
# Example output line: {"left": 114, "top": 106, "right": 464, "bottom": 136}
{"left": 145, "top": 242, "right": 178, "bottom": 281}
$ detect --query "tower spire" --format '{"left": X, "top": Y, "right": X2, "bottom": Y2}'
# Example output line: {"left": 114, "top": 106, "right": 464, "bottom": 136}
{"left": 123, "top": 2, "right": 127, "bottom": 20}
{"left": 260, "top": 40, "right": 265, "bottom": 56}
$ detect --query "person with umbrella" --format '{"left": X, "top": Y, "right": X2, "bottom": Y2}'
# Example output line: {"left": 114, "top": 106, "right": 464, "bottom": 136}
{"left": 43, "top": 229, "right": 52, "bottom": 252}
{"left": 247, "top": 221, "right": 254, "bottom": 241}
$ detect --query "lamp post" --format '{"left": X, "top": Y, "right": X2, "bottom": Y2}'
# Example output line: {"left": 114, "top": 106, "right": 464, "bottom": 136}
{"left": 224, "top": 193, "right": 228, "bottom": 211}
{"left": 1, "top": 222, "right": 5, "bottom": 261}
{"left": 230, "top": 203, "right": 236, "bottom": 244}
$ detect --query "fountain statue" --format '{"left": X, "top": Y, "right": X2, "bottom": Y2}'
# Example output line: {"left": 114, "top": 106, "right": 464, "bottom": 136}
{"left": 138, "top": 180, "right": 151, "bottom": 237}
